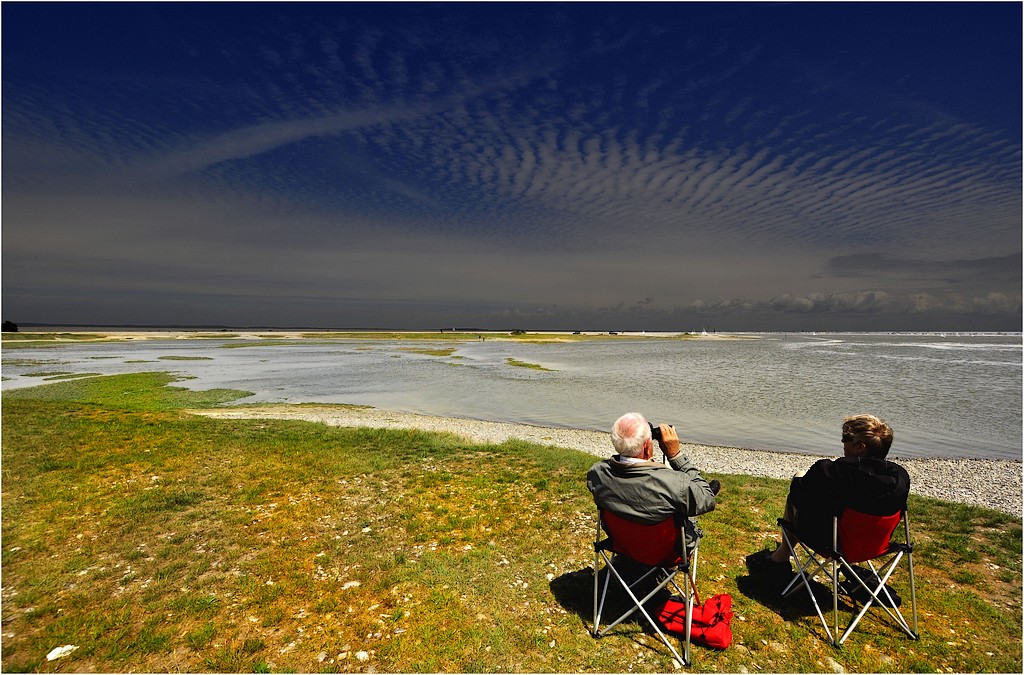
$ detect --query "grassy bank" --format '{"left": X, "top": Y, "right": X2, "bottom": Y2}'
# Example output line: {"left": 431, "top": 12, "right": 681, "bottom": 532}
{"left": 2, "top": 374, "right": 1020, "bottom": 673}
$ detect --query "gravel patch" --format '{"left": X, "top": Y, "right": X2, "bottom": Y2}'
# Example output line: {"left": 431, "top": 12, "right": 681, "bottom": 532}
{"left": 196, "top": 405, "right": 1022, "bottom": 516}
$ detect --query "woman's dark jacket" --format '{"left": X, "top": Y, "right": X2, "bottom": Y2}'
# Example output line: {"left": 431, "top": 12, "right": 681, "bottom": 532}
{"left": 789, "top": 455, "right": 911, "bottom": 552}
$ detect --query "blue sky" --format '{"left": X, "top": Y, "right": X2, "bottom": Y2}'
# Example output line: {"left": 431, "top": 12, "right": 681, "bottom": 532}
{"left": 2, "top": 2, "right": 1020, "bottom": 331}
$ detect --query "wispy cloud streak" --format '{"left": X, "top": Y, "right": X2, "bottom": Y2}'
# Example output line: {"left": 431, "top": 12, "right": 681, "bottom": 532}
{"left": 2, "top": 3, "right": 1019, "bottom": 329}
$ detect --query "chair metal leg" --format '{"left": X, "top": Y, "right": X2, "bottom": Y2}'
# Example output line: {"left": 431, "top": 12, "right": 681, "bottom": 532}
{"left": 905, "top": 514, "right": 919, "bottom": 638}
{"left": 832, "top": 518, "right": 840, "bottom": 646}
{"left": 593, "top": 518, "right": 601, "bottom": 635}
{"left": 591, "top": 554, "right": 697, "bottom": 665}
{"left": 683, "top": 545, "right": 699, "bottom": 665}
{"left": 597, "top": 555, "right": 688, "bottom": 665}
{"left": 781, "top": 510, "right": 921, "bottom": 646}
{"left": 595, "top": 554, "right": 664, "bottom": 635}
{"left": 781, "top": 529, "right": 836, "bottom": 644}
{"left": 590, "top": 513, "right": 699, "bottom": 667}
{"left": 836, "top": 553, "right": 918, "bottom": 645}
{"left": 832, "top": 558, "right": 839, "bottom": 646}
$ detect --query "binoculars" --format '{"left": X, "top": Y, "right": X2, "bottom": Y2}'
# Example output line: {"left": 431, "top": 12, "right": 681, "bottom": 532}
{"left": 649, "top": 422, "right": 665, "bottom": 442}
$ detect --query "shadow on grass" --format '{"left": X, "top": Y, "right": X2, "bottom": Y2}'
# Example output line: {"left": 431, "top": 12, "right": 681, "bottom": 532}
{"left": 549, "top": 551, "right": 842, "bottom": 629}
{"left": 549, "top": 559, "right": 704, "bottom": 636}
{"left": 549, "top": 564, "right": 684, "bottom": 659}
{"left": 549, "top": 566, "right": 595, "bottom": 620}
{"left": 549, "top": 563, "right": 674, "bottom": 626}
{"left": 736, "top": 549, "right": 860, "bottom": 624}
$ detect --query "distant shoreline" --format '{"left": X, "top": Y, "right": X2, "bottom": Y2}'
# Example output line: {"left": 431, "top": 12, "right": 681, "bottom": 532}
{"left": 1, "top": 329, "right": 758, "bottom": 343}
{"left": 9, "top": 327, "right": 1019, "bottom": 337}
{"left": 8, "top": 328, "right": 1020, "bottom": 343}
{"left": 193, "top": 405, "right": 1022, "bottom": 517}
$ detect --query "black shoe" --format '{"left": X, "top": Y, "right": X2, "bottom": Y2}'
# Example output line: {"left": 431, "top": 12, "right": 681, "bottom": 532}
{"left": 839, "top": 566, "right": 902, "bottom": 607}
{"left": 747, "top": 549, "right": 792, "bottom": 576}
{"left": 709, "top": 479, "right": 721, "bottom": 496}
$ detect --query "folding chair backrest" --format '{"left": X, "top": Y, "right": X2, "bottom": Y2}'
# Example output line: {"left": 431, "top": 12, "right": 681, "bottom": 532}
{"left": 601, "top": 510, "right": 684, "bottom": 567}
{"left": 837, "top": 508, "right": 902, "bottom": 563}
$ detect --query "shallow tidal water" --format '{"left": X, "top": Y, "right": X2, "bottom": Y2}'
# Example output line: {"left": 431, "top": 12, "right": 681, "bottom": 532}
{"left": 3, "top": 332, "right": 1020, "bottom": 461}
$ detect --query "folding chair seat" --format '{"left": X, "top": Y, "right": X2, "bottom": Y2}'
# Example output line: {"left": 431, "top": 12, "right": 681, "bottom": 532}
{"left": 779, "top": 507, "right": 919, "bottom": 646}
{"left": 592, "top": 509, "right": 701, "bottom": 666}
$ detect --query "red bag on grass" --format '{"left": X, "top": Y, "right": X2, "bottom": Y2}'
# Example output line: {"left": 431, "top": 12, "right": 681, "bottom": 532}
{"left": 657, "top": 593, "right": 733, "bottom": 649}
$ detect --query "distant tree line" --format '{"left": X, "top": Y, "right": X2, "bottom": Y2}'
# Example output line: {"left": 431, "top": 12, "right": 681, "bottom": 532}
{"left": 2, "top": 321, "right": 18, "bottom": 332}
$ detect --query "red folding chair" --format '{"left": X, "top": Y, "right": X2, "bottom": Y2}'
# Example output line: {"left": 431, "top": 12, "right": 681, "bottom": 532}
{"left": 592, "top": 509, "right": 701, "bottom": 666}
{"left": 779, "top": 507, "right": 919, "bottom": 646}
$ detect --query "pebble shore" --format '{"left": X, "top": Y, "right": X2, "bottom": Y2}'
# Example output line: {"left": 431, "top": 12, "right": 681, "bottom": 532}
{"left": 197, "top": 405, "right": 1022, "bottom": 516}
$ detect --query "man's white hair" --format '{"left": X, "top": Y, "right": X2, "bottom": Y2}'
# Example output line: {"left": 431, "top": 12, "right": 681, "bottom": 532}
{"left": 611, "top": 412, "right": 651, "bottom": 458}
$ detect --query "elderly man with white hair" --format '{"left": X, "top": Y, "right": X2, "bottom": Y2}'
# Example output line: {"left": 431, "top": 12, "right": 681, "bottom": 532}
{"left": 587, "top": 412, "right": 719, "bottom": 549}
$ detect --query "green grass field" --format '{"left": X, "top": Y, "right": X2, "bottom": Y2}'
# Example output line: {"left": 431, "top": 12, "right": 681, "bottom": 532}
{"left": 2, "top": 373, "right": 1020, "bottom": 672}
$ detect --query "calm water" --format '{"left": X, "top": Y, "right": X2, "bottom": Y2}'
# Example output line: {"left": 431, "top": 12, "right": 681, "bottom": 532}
{"left": 3, "top": 333, "right": 1020, "bottom": 461}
